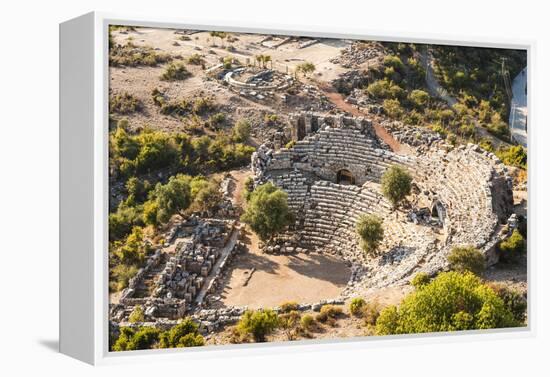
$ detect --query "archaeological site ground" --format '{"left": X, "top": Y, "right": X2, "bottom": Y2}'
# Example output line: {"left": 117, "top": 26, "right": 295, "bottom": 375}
{"left": 107, "top": 26, "right": 528, "bottom": 351}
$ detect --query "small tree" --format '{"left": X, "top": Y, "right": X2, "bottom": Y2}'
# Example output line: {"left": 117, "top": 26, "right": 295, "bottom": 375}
{"left": 158, "top": 318, "right": 205, "bottom": 348}
{"left": 112, "top": 326, "right": 160, "bottom": 351}
{"left": 193, "top": 181, "right": 222, "bottom": 213}
{"left": 237, "top": 309, "right": 279, "bottom": 342}
{"left": 297, "top": 61, "right": 315, "bottom": 77}
{"left": 240, "top": 182, "right": 294, "bottom": 241}
{"left": 149, "top": 175, "right": 192, "bottom": 224}
{"left": 447, "top": 246, "right": 485, "bottom": 276}
{"left": 381, "top": 165, "right": 412, "bottom": 208}
{"left": 356, "top": 214, "right": 384, "bottom": 255}
{"left": 232, "top": 119, "right": 252, "bottom": 142}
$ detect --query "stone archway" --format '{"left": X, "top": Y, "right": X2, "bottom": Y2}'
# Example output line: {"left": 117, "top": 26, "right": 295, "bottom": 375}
{"left": 297, "top": 117, "right": 306, "bottom": 141}
{"left": 431, "top": 200, "right": 446, "bottom": 224}
{"left": 337, "top": 169, "right": 355, "bottom": 185}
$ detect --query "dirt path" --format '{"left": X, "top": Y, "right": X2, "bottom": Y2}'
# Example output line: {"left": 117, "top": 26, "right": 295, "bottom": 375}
{"left": 420, "top": 48, "right": 457, "bottom": 108}
{"left": 316, "top": 82, "right": 406, "bottom": 154}
{"left": 229, "top": 169, "right": 252, "bottom": 208}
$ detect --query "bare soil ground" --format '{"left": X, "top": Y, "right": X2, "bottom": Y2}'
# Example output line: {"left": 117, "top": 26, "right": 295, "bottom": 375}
{"left": 217, "top": 228, "right": 350, "bottom": 309}
{"left": 484, "top": 256, "right": 528, "bottom": 295}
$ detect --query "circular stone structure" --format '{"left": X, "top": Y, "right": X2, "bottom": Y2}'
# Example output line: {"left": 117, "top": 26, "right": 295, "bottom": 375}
{"left": 223, "top": 67, "right": 294, "bottom": 93}
{"left": 252, "top": 112, "right": 514, "bottom": 298}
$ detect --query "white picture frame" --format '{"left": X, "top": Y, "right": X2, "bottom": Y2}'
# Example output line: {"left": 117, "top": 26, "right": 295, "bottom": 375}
{"left": 59, "top": 11, "right": 534, "bottom": 365}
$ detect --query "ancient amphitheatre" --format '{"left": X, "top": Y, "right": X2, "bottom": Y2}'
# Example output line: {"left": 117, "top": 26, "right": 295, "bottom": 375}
{"left": 107, "top": 26, "right": 528, "bottom": 350}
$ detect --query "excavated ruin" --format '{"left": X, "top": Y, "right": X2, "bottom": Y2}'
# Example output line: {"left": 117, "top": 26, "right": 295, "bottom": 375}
{"left": 252, "top": 112, "right": 515, "bottom": 297}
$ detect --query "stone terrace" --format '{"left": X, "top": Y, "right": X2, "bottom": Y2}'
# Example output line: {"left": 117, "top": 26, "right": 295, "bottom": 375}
{"left": 255, "top": 113, "right": 514, "bottom": 296}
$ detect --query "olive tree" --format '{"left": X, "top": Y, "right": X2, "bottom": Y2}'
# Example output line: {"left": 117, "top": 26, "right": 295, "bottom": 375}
{"left": 381, "top": 165, "right": 412, "bottom": 208}
{"left": 240, "top": 182, "right": 293, "bottom": 241}
{"left": 356, "top": 214, "right": 384, "bottom": 255}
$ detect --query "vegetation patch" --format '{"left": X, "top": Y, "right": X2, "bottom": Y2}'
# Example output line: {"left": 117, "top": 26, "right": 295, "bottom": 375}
{"left": 110, "top": 92, "right": 143, "bottom": 114}
{"left": 447, "top": 246, "right": 486, "bottom": 276}
{"left": 110, "top": 42, "right": 172, "bottom": 67}
{"left": 356, "top": 214, "right": 384, "bottom": 255}
{"left": 241, "top": 182, "right": 294, "bottom": 241}
{"left": 375, "top": 271, "right": 521, "bottom": 335}
{"left": 160, "top": 62, "right": 191, "bottom": 81}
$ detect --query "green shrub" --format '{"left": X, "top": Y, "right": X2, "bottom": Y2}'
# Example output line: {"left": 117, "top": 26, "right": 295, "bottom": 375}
{"left": 110, "top": 92, "right": 143, "bottom": 114}
{"left": 158, "top": 318, "right": 205, "bottom": 348}
{"left": 300, "top": 314, "right": 315, "bottom": 330}
{"left": 381, "top": 165, "right": 412, "bottom": 208}
{"left": 411, "top": 272, "right": 430, "bottom": 288}
{"left": 236, "top": 309, "right": 279, "bottom": 342}
{"left": 192, "top": 180, "right": 222, "bottom": 213}
{"left": 447, "top": 246, "right": 485, "bottom": 276}
{"left": 109, "top": 202, "right": 143, "bottom": 241}
{"left": 356, "top": 214, "right": 384, "bottom": 255}
{"left": 316, "top": 305, "right": 343, "bottom": 325}
{"left": 375, "top": 271, "right": 519, "bottom": 335}
{"left": 145, "top": 174, "right": 193, "bottom": 224}
{"left": 223, "top": 56, "right": 234, "bottom": 69}
{"left": 193, "top": 97, "right": 213, "bottom": 115}
{"left": 349, "top": 297, "right": 366, "bottom": 316}
{"left": 362, "top": 301, "right": 381, "bottom": 326}
{"left": 206, "top": 113, "right": 226, "bottom": 129}
{"left": 129, "top": 305, "right": 145, "bottom": 323}
{"left": 367, "top": 79, "right": 405, "bottom": 100}
{"left": 159, "top": 100, "right": 191, "bottom": 117}
{"left": 264, "top": 114, "right": 278, "bottom": 125}
{"left": 232, "top": 119, "right": 252, "bottom": 142}
{"left": 297, "top": 61, "right": 316, "bottom": 76}
{"left": 498, "top": 229, "right": 526, "bottom": 262}
{"left": 151, "top": 88, "right": 166, "bottom": 107}
{"left": 408, "top": 89, "right": 430, "bottom": 108}
{"left": 383, "top": 98, "right": 404, "bottom": 119}
{"left": 110, "top": 43, "right": 171, "bottom": 67}
{"left": 241, "top": 182, "right": 294, "bottom": 241}
{"left": 478, "top": 138, "right": 494, "bottom": 153}
{"left": 125, "top": 177, "right": 152, "bottom": 205}
{"left": 160, "top": 62, "right": 191, "bottom": 81}
{"left": 112, "top": 326, "right": 160, "bottom": 351}
{"left": 187, "top": 53, "right": 204, "bottom": 65}
{"left": 496, "top": 145, "right": 527, "bottom": 169}
{"left": 109, "top": 264, "right": 139, "bottom": 292}
{"left": 278, "top": 310, "right": 302, "bottom": 340}
{"left": 375, "top": 305, "right": 399, "bottom": 335}
{"left": 383, "top": 55, "right": 405, "bottom": 72}
{"left": 279, "top": 301, "right": 300, "bottom": 313}
{"left": 111, "top": 226, "right": 151, "bottom": 266}
{"left": 285, "top": 140, "right": 296, "bottom": 149}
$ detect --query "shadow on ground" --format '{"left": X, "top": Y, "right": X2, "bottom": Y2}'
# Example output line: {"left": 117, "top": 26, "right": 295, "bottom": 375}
{"left": 38, "top": 339, "right": 59, "bottom": 353}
